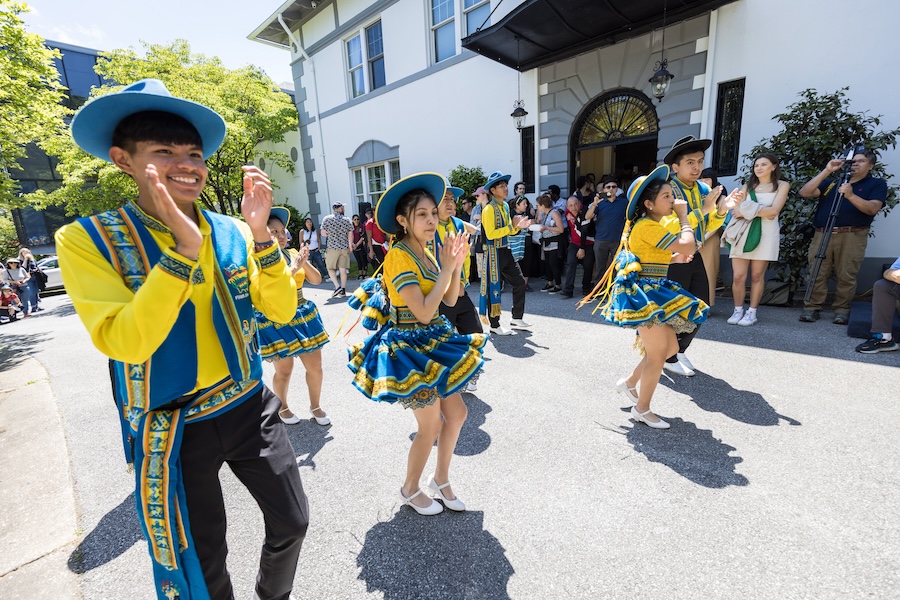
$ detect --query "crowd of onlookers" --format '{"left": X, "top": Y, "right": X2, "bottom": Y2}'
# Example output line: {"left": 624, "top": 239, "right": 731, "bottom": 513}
{"left": 1, "top": 248, "right": 46, "bottom": 324}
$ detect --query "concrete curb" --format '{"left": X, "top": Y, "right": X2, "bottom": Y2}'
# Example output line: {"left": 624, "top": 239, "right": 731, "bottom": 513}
{"left": 0, "top": 355, "right": 81, "bottom": 599}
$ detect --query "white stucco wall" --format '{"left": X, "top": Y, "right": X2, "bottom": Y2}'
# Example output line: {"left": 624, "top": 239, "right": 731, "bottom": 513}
{"left": 318, "top": 54, "right": 521, "bottom": 216}
{"left": 256, "top": 129, "right": 310, "bottom": 217}
{"left": 705, "top": 0, "right": 900, "bottom": 259}
{"left": 310, "top": 42, "right": 347, "bottom": 113}
{"left": 382, "top": 0, "right": 429, "bottom": 81}
{"left": 301, "top": 3, "right": 337, "bottom": 47}
{"left": 338, "top": 0, "right": 375, "bottom": 26}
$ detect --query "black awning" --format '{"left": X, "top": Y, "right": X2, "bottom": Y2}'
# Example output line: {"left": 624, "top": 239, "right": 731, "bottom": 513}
{"left": 462, "top": 0, "right": 738, "bottom": 71}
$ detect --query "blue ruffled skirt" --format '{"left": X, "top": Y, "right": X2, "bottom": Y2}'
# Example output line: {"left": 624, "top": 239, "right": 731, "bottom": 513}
{"left": 348, "top": 315, "right": 486, "bottom": 408}
{"left": 602, "top": 252, "right": 708, "bottom": 331}
{"left": 257, "top": 295, "right": 330, "bottom": 361}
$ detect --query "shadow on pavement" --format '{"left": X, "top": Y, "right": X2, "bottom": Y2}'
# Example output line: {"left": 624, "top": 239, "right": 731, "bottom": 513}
{"left": 285, "top": 419, "right": 334, "bottom": 469}
{"left": 0, "top": 331, "right": 50, "bottom": 373}
{"left": 488, "top": 330, "right": 548, "bottom": 358}
{"left": 623, "top": 416, "right": 749, "bottom": 488}
{"left": 356, "top": 509, "right": 514, "bottom": 599}
{"left": 68, "top": 493, "right": 142, "bottom": 573}
{"left": 659, "top": 372, "right": 801, "bottom": 427}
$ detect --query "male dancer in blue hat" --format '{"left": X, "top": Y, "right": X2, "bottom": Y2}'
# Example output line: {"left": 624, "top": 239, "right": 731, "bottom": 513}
{"left": 661, "top": 136, "right": 741, "bottom": 376}
{"left": 479, "top": 171, "right": 533, "bottom": 335}
{"left": 56, "top": 79, "right": 308, "bottom": 600}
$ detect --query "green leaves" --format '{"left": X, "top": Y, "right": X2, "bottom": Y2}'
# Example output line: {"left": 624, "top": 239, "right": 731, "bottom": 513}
{"left": 740, "top": 88, "right": 900, "bottom": 297}
{"left": 0, "top": 0, "right": 69, "bottom": 209}
{"left": 36, "top": 40, "right": 298, "bottom": 216}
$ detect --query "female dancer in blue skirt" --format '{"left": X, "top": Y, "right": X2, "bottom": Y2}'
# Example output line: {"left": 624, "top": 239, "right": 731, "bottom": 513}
{"left": 256, "top": 207, "right": 332, "bottom": 426}
{"left": 584, "top": 166, "right": 718, "bottom": 429}
{"left": 349, "top": 173, "right": 486, "bottom": 515}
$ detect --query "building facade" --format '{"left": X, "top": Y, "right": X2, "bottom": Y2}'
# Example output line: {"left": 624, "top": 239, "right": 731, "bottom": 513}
{"left": 251, "top": 0, "right": 899, "bottom": 285}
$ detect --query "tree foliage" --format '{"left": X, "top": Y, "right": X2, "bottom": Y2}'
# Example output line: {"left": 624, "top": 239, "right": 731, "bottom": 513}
{"left": 741, "top": 88, "right": 900, "bottom": 292}
{"left": 0, "top": 211, "right": 20, "bottom": 258}
{"left": 33, "top": 40, "right": 298, "bottom": 216}
{"left": 0, "top": 1, "right": 68, "bottom": 209}
{"left": 448, "top": 164, "right": 486, "bottom": 214}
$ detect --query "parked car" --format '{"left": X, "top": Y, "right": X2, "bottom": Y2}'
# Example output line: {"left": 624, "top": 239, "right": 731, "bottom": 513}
{"left": 36, "top": 255, "right": 63, "bottom": 291}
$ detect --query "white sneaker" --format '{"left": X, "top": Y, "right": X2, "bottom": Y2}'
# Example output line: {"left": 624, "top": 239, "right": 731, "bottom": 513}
{"left": 664, "top": 361, "right": 695, "bottom": 377}
{"left": 465, "top": 380, "right": 478, "bottom": 392}
{"left": 727, "top": 307, "right": 744, "bottom": 325}
{"left": 738, "top": 312, "right": 758, "bottom": 327}
{"left": 490, "top": 325, "right": 516, "bottom": 336}
{"left": 676, "top": 353, "right": 695, "bottom": 371}
{"left": 509, "top": 318, "right": 532, "bottom": 329}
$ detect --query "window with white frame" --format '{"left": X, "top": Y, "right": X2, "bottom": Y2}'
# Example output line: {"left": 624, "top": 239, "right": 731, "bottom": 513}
{"left": 429, "top": 0, "right": 491, "bottom": 64}
{"left": 352, "top": 159, "right": 401, "bottom": 206}
{"left": 346, "top": 20, "right": 385, "bottom": 99}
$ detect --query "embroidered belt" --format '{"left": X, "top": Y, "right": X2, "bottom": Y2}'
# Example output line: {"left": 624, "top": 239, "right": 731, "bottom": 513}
{"left": 640, "top": 263, "right": 669, "bottom": 279}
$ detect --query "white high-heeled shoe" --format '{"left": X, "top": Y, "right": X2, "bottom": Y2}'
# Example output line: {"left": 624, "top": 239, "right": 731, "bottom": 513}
{"left": 614, "top": 378, "right": 638, "bottom": 404}
{"left": 630, "top": 406, "right": 670, "bottom": 429}
{"left": 400, "top": 488, "right": 443, "bottom": 516}
{"left": 310, "top": 407, "right": 331, "bottom": 426}
{"left": 427, "top": 474, "right": 466, "bottom": 511}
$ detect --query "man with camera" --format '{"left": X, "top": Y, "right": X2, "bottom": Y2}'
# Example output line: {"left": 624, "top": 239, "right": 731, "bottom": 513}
{"left": 586, "top": 176, "right": 627, "bottom": 285}
{"left": 798, "top": 150, "right": 886, "bottom": 324}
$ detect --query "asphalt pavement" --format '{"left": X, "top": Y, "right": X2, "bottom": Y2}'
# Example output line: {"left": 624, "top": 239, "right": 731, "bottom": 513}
{"left": 0, "top": 280, "right": 897, "bottom": 600}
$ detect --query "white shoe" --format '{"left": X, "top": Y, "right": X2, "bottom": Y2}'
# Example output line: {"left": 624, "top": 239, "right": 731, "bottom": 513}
{"left": 727, "top": 307, "right": 744, "bottom": 325}
{"left": 614, "top": 378, "right": 638, "bottom": 404}
{"left": 676, "top": 353, "right": 695, "bottom": 371}
{"left": 465, "top": 380, "right": 478, "bottom": 392}
{"left": 630, "top": 406, "right": 670, "bottom": 429}
{"left": 278, "top": 408, "right": 302, "bottom": 425}
{"left": 310, "top": 407, "right": 331, "bottom": 426}
{"left": 663, "top": 361, "right": 695, "bottom": 377}
{"left": 400, "top": 488, "right": 443, "bottom": 515}
{"left": 738, "top": 312, "right": 758, "bottom": 327}
{"left": 490, "top": 325, "right": 517, "bottom": 336}
{"left": 509, "top": 318, "right": 532, "bottom": 330}
{"left": 427, "top": 474, "right": 466, "bottom": 511}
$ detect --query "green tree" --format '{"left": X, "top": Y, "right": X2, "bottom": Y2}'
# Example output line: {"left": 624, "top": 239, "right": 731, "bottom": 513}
{"left": 33, "top": 40, "right": 298, "bottom": 216}
{"left": 0, "top": 211, "right": 20, "bottom": 258}
{"left": 448, "top": 164, "right": 486, "bottom": 214}
{"left": 741, "top": 88, "right": 900, "bottom": 295}
{"left": 0, "top": 1, "right": 68, "bottom": 209}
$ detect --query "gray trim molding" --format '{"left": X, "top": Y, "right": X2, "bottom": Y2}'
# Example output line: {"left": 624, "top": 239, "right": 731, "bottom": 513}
{"left": 305, "top": 0, "right": 401, "bottom": 56}
{"left": 347, "top": 140, "right": 400, "bottom": 168}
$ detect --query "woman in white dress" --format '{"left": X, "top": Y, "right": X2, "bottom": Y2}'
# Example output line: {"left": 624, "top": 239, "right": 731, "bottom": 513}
{"left": 727, "top": 153, "right": 790, "bottom": 326}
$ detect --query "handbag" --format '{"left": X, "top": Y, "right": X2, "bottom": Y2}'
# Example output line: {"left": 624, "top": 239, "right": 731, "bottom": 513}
{"left": 744, "top": 189, "right": 763, "bottom": 253}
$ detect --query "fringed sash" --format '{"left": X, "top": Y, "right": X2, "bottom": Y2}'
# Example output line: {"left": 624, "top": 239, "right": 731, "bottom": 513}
{"left": 479, "top": 201, "right": 508, "bottom": 322}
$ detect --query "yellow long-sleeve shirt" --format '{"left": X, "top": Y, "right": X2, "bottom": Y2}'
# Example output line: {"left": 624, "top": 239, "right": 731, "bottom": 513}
{"left": 660, "top": 177, "right": 726, "bottom": 242}
{"left": 436, "top": 219, "right": 471, "bottom": 285}
{"left": 482, "top": 201, "right": 520, "bottom": 241}
{"left": 56, "top": 204, "right": 297, "bottom": 392}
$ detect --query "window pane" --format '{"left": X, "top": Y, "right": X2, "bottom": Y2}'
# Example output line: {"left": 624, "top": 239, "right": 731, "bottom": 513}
{"left": 390, "top": 161, "right": 401, "bottom": 184}
{"left": 464, "top": 0, "right": 482, "bottom": 8}
{"left": 350, "top": 67, "right": 365, "bottom": 98}
{"left": 346, "top": 35, "right": 362, "bottom": 69}
{"left": 369, "top": 58, "right": 385, "bottom": 90}
{"left": 712, "top": 79, "right": 746, "bottom": 176}
{"left": 465, "top": 3, "right": 491, "bottom": 35}
{"left": 368, "top": 165, "right": 386, "bottom": 194}
{"left": 354, "top": 169, "right": 364, "bottom": 195}
{"left": 434, "top": 22, "right": 456, "bottom": 62}
{"left": 366, "top": 21, "right": 383, "bottom": 58}
{"left": 432, "top": 0, "right": 454, "bottom": 24}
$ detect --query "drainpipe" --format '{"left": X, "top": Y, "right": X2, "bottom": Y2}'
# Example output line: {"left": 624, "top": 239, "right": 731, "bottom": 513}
{"left": 278, "top": 12, "right": 331, "bottom": 208}
{"left": 698, "top": 9, "right": 718, "bottom": 140}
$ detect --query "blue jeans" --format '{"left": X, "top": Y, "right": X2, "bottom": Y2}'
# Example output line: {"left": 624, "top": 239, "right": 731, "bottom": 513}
{"left": 21, "top": 280, "right": 39, "bottom": 313}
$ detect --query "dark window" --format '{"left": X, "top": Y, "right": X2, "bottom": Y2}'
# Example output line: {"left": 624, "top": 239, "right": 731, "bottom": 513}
{"left": 712, "top": 78, "right": 746, "bottom": 176}
{"left": 520, "top": 126, "right": 535, "bottom": 193}
{"left": 366, "top": 22, "right": 385, "bottom": 90}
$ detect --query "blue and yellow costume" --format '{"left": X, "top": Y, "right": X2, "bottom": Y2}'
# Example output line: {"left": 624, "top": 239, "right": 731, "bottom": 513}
{"left": 257, "top": 247, "right": 330, "bottom": 360}
{"left": 603, "top": 218, "right": 708, "bottom": 332}
{"left": 348, "top": 241, "right": 486, "bottom": 408}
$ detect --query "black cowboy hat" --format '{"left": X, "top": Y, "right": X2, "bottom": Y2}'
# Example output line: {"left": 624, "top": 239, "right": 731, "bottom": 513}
{"left": 664, "top": 135, "right": 712, "bottom": 165}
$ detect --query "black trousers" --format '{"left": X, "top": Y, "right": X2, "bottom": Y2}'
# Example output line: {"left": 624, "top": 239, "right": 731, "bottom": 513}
{"left": 439, "top": 290, "right": 484, "bottom": 334}
{"left": 665, "top": 254, "right": 710, "bottom": 362}
{"left": 181, "top": 385, "right": 309, "bottom": 600}
{"left": 489, "top": 247, "right": 527, "bottom": 328}
{"left": 563, "top": 243, "right": 596, "bottom": 295}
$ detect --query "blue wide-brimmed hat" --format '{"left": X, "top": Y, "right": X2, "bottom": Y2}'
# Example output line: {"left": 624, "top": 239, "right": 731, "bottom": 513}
{"left": 626, "top": 165, "right": 670, "bottom": 221}
{"left": 374, "top": 172, "right": 446, "bottom": 234}
{"left": 71, "top": 79, "right": 227, "bottom": 161}
{"left": 447, "top": 186, "right": 465, "bottom": 200}
{"left": 269, "top": 206, "right": 290, "bottom": 228}
{"left": 484, "top": 171, "right": 511, "bottom": 193}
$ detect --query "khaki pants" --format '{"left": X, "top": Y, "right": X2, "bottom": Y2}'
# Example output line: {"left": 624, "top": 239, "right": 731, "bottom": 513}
{"left": 698, "top": 230, "right": 722, "bottom": 307}
{"left": 804, "top": 230, "right": 868, "bottom": 312}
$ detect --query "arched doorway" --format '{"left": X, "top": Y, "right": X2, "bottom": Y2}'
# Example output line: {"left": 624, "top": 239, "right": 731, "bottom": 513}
{"left": 569, "top": 89, "right": 659, "bottom": 191}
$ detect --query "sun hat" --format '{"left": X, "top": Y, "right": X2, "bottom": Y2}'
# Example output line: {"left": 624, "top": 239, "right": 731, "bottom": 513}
{"left": 70, "top": 79, "right": 227, "bottom": 161}
{"left": 663, "top": 135, "right": 712, "bottom": 166}
{"left": 269, "top": 206, "right": 290, "bottom": 228}
{"left": 473, "top": 186, "right": 488, "bottom": 196}
{"left": 6, "top": 257, "right": 21, "bottom": 265}
{"left": 446, "top": 186, "right": 465, "bottom": 200}
{"left": 374, "top": 173, "right": 446, "bottom": 235}
{"left": 484, "top": 171, "right": 512, "bottom": 192}
{"left": 626, "top": 165, "right": 671, "bottom": 221}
